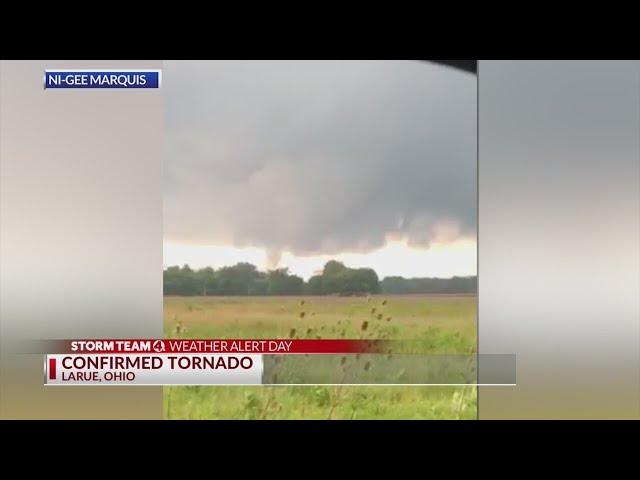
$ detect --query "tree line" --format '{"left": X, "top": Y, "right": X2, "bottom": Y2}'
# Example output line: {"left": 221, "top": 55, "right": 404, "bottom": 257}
{"left": 164, "top": 260, "right": 476, "bottom": 296}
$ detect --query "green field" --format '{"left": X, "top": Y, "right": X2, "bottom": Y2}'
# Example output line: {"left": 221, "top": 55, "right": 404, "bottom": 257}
{"left": 164, "top": 294, "right": 477, "bottom": 419}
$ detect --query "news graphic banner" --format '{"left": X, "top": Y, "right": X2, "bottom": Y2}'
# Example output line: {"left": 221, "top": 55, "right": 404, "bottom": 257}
{"left": 42, "top": 339, "right": 516, "bottom": 386}
{"left": 44, "top": 70, "right": 161, "bottom": 89}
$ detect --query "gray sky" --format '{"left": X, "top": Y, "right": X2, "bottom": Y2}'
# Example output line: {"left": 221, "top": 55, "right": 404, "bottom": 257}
{"left": 164, "top": 60, "right": 476, "bottom": 272}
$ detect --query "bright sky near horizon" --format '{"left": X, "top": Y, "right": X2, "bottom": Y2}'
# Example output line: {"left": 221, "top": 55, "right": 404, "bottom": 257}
{"left": 163, "top": 236, "right": 476, "bottom": 280}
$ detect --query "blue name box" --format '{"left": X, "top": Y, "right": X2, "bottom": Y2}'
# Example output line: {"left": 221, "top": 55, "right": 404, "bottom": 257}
{"left": 45, "top": 70, "right": 161, "bottom": 89}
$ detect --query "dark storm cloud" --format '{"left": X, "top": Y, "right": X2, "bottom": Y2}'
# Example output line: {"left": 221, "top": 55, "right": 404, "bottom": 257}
{"left": 164, "top": 61, "right": 476, "bottom": 260}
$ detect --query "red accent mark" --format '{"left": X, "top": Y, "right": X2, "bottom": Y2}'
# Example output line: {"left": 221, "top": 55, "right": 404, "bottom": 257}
{"left": 49, "top": 358, "right": 56, "bottom": 380}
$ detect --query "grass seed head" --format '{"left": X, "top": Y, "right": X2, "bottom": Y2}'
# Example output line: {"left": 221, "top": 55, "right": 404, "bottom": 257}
{"left": 172, "top": 318, "right": 186, "bottom": 335}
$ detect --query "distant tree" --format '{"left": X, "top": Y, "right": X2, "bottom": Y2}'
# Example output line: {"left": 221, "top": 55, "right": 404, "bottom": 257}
{"left": 266, "top": 268, "right": 304, "bottom": 295}
{"left": 379, "top": 276, "right": 406, "bottom": 294}
{"left": 353, "top": 268, "right": 380, "bottom": 294}
{"left": 306, "top": 275, "right": 324, "bottom": 295}
{"left": 163, "top": 264, "right": 200, "bottom": 296}
{"left": 248, "top": 277, "right": 268, "bottom": 296}
{"left": 379, "top": 276, "right": 476, "bottom": 294}
{"left": 323, "top": 260, "right": 347, "bottom": 276}
{"left": 163, "top": 261, "right": 475, "bottom": 296}
{"left": 318, "top": 261, "right": 379, "bottom": 295}
{"left": 216, "top": 262, "right": 261, "bottom": 295}
{"left": 196, "top": 266, "right": 217, "bottom": 296}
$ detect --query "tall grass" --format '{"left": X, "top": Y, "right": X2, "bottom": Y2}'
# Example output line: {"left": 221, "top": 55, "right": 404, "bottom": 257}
{"left": 163, "top": 294, "right": 477, "bottom": 419}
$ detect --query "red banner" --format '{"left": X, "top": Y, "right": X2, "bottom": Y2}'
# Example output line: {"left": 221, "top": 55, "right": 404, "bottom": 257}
{"left": 50, "top": 339, "right": 390, "bottom": 354}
